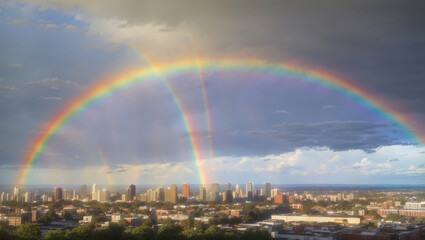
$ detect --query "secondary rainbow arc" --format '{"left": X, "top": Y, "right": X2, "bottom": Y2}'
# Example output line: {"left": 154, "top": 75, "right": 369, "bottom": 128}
{"left": 17, "top": 59, "right": 423, "bottom": 186}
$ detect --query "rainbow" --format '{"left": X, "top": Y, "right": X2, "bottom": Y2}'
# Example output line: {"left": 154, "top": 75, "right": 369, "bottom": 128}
{"left": 17, "top": 59, "right": 423, "bottom": 186}
{"left": 97, "top": 147, "right": 115, "bottom": 186}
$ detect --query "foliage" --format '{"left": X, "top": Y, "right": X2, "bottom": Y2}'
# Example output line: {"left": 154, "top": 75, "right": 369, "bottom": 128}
{"left": 385, "top": 213, "right": 407, "bottom": 222}
{"left": 38, "top": 211, "right": 59, "bottom": 224}
{"left": 131, "top": 226, "right": 155, "bottom": 240}
{"left": 64, "top": 225, "right": 93, "bottom": 240}
{"left": 45, "top": 229, "right": 66, "bottom": 240}
{"left": 93, "top": 223, "right": 125, "bottom": 240}
{"left": 15, "top": 223, "right": 42, "bottom": 240}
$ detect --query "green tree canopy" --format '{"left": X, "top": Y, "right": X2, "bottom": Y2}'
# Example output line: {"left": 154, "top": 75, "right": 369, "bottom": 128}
{"left": 15, "top": 223, "right": 42, "bottom": 240}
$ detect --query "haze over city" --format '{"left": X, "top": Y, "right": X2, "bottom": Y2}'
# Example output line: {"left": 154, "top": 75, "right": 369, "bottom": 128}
{"left": 1, "top": 0, "right": 425, "bottom": 186}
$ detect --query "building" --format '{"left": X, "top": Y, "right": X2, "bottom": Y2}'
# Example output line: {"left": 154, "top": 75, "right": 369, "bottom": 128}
{"left": 224, "top": 190, "right": 233, "bottom": 203}
{"left": 80, "top": 184, "right": 87, "bottom": 197}
{"left": 271, "top": 214, "right": 361, "bottom": 225}
{"left": 209, "top": 183, "right": 220, "bottom": 201}
{"left": 274, "top": 194, "right": 285, "bottom": 204}
{"left": 246, "top": 182, "right": 254, "bottom": 202}
{"left": 264, "top": 183, "right": 271, "bottom": 199}
{"left": 32, "top": 210, "right": 41, "bottom": 222}
{"left": 24, "top": 192, "right": 31, "bottom": 203}
{"left": 271, "top": 188, "right": 279, "bottom": 198}
{"left": 157, "top": 187, "right": 165, "bottom": 202}
{"left": 182, "top": 184, "right": 190, "bottom": 198}
{"left": 9, "top": 213, "right": 31, "bottom": 227}
{"left": 225, "top": 183, "right": 232, "bottom": 192}
{"left": 170, "top": 184, "right": 177, "bottom": 204}
{"left": 128, "top": 184, "right": 136, "bottom": 201}
{"left": 54, "top": 188, "right": 63, "bottom": 202}
{"left": 199, "top": 187, "right": 207, "bottom": 201}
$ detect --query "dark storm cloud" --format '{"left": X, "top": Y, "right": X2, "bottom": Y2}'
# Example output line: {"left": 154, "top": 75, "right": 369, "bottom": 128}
{"left": 225, "top": 121, "right": 404, "bottom": 154}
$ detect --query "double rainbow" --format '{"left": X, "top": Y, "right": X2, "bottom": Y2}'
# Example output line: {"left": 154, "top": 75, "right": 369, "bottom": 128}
{"left": 17, "top": 59, "right": 423, "bottom": 186}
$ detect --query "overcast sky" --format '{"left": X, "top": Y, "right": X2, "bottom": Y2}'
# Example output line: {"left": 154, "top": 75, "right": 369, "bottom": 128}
{"left": 1, "top": 0, "right": 425, "bottom": 185}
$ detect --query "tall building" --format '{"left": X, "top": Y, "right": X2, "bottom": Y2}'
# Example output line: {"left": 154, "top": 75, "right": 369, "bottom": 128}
{"left": 14, "top": 186, "right": 20, "bottom": 196}
{"left": 0, "top": 192, "right": 4, "bottom": 202}
{"left": 264, "top": 183, "right": 271, "bottom": 199}
{"left": 170, "top": 184, "right": 177, "bottom": 204}
{"left": 271, "top": 188, "right": 279, "bottom": 198}
{"left": 225, "top": 183, "right": 232, "bottom": 192}
{"left": 246, "top": 182, "right": 254, "bottom": 202}
{"left": 199, "top": 187, "right": 207, "bottom": 201}
{"left": 209, "top": 183, "right": 220, "bottom": 201}
{"left": 92, "top": 184, "right": 98, "bottom": 193}
{"left": 157, "top": 187, "right": 165, "bottom": 202}
{"left": 128, "top": 184, "right": 136, "bottom": 201}
{"left": 54, "top": 188, "right": 63, "bottom": 202}
{"left": 224, "top": 190, "right": 233, "bottom": 203}
{"left": 80, "top": 184, "right": 87, "bottom": 197}
{"left": 182, "top": 184, "right": 190, "bottom": 198}
{"left": 234, "top": 184, "right": 243, "bottom": 198}
{"left": 164, "top": 188, "right": 170, "bottom": 202}
{"left": 100, "top": 189, "right": 110, "bottom": 202}
{"left": 24, "top": 192, "right": 31, "bottom": 203}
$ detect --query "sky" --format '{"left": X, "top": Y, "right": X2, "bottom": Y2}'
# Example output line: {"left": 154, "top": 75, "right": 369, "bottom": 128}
{"left": 1, "top": 0, "right": 425, "bottom": 185}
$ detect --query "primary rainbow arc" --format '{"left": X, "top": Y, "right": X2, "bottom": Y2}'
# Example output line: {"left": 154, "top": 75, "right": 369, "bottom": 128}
{"left": 17, "top": 59, "right": 423, "bottom": 186}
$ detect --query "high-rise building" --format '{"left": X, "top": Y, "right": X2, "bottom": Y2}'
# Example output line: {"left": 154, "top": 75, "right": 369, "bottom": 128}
{"left": 274, "top": 194, "right": 285, "bottom": 204}
{"left": 264, "top": 183, "right": 271, "bottom": 199}
{"left": 54, "top": 188, "right": 63, "bottom": 202}
{"left": 246, "top": 182, "right": 254, "bottom": 202}
{"left": 100, "top": 189, "right": 110, "bottom": 202}
{"left": 170, "top": 184, "right": 177, "bottom": 204}
{"left": 157, "top": 187, "right": 165, "bottom": 202}
{"left": 24, "top": 192, "right": 31, "bottom": 203}
{"left": 164, "top": 188, "right": 170, "bottom": 202}
{"left": 182, "top": 184, "right": 190, "bottom": 198}
{"left": 14, "top": 186, "right": 20, "bottom": 196}
{"left": 92, "top": 184, "right": 98, "bottom": 194}
{"left": 209, "top": 183, "right": 220, "bottom": 201}
{"left": 234, "top": 184, "right": 243, "bottom": 198}
{"left": 271, "top": 188, "right": 279, "bottom": 198}
{"left": 225, "top": 183, "right": 232, "bottom": 192}
{"left": 224, "top": 190, "right": 233, "bottom": 203}
{"left": 128, "top": 184, "right": 136, "bottom": 201}
{"left": 0, "top": 192, "right": 4, "bottom": 202}
{"left": 80, "top": 184, "right": 87, "bottom": 197}
{"left": 73, "top": 189, "right": 76, "bottom": 200}
{"left": 199, "top": 187, "right": 207, "bottom": 201}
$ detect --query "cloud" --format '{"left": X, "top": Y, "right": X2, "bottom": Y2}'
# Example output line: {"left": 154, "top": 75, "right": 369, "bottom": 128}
{"left": 353, "top": 158, "right": 371, "bottom": 168}
{"left": 64, "top": 24, "right": 78, "bottom": 32}
{"left": 6, "top": 64, "right": 23, "bottom": 68}
{"left": 388, "top": 158, "right": 400, "bottom": 162}
{"left": 40, "top": 23, "right": 60, "bottom": 31}
{"left": 322, "top": 105, "right": 337, "bottom": 110}
{"left": 9, "top": 19, "right": 32, "bottom": 26}
{"left": 231, "top": 121, "right": 404, "bottom": 153}
{"left": 328, "top": 155, "right": 340, "bottom": 163}
{"left": 25, "top": 77, "right": 82, "bottom": 89}
{"left": 0, "top": 78, "right": 4, "bottom": 82}
{"left": 0, "top": 86, "right": 17, "bottom": 91}
{"left": 40, "top": 96, "right": 63, "bottom": 100}
{"left": 275, "top": 109, "right": 290, "bottom": 114}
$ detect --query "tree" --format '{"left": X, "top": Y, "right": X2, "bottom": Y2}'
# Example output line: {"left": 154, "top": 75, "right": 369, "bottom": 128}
{"left": 118, "top": 219, "right": 130, "bottom": 227}
{"left": 38, "top": 211, "right": 59, "bottom": 224}
{"left": 45, "top": 229, "right": 66, "bottom": 240}
{"left": 142, "top": 218, "right": 156, "bottom": 227}
{"left": 0, "top": 225, "right": 17, "bottom": 240}
{"left": 239, "top": 228, "right": 273, "bottom": 240}
{"left": 15, "top": 223, "right": 42, "bottom": 240}
{"left": 91, "top": 215, "right": 108, "bottom": 224}
{"left": 180, "top": 218, "right": 194, "bottom": 230}
{"left": 157, "top": 224, "right": 184, "bottom": 240}
{"left": 131, "top": 226, "right": 155, "bottom": 240}
{"left": 65, "top": 225, "right": 93, "bottom": 240}
{"left": 181, "top": 229, "right": 203, "bottom": 240}
{"left": 205, "top": 225, "right": 223, "bottom": 240}
{"left": 93, "top": 224, "right": 125, "bottom": 240}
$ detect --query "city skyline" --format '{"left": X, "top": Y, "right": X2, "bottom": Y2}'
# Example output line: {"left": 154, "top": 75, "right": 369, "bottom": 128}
{"left": 1, "top": 1, "right": 425, "bottom": 185}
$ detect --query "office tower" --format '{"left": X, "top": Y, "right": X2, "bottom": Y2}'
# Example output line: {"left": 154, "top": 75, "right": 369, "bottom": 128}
{"left": 246, "top": 182, "right": 253, "bottom": 202}
{"left": 97, "top": 190, "right": 101, "bottom": 202}
{"left": 182, "top": 183, "right": 190, "bottom": 198}
{"left": 24, "top": 192, "right": 31, "bottom": 203}
{"left": 80, "top": 184, "right": 87, "bottom": 196}
{"left": 234, "top": 184, "right": 243, "bottom": 198}
{"left": 128, "top": 184, "right": 136, "bottom": 201}
{"left": 54, "top": 188, "right": 63, "bottom": 202}
{"left": 170, "top": 184, "right": 177, "bottom": 204}
{"left": 0, "top": 192, "right": 4, "bottom": 202}
{"left": 164, "top": 188, "right": 170, "bottom": 202}
{"left": 224, "top": 190, "right": 233, "bottom": 203}
{"left": 100, "top": 189, "right": 110, "bottom": 202}
{"left": 274, "top": 194, "right": 285, "bottom": 204}
{"left": 92, "top": 191, "right": 97, "bottom": 201}
{"left": 225, "top": 183, "right": 232, "bottom": 192}
{"left": 157, "top": 187, "right": 165, "bottom": 202}
{"left": 264, "top": 183, "right": 271, "bottom": 199}
{"left": 73, "top": 189, "right": 76, "bottom": 200}
{"left": 121, "top": 193, "right": 127, "bottom": 202}
{"left": 271, "top": 188, "right": 279, "bottom": 198}
{"left": 209, "top": 183, "right": 220, "bottom": 201}
{"left": 63, "top": 189, "right": 67, "bottom": 200}
{"left": 14, "top": 186, "right": 20, "bottom": 196}
{"left": 92, "top": 184, "right": 98, "bottom": 193}
{"left": 199, "top": 187, "right": 207, "bottom": 201}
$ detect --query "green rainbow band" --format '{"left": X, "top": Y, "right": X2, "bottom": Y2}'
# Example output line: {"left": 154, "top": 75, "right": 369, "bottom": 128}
{"left": 17, "top": 59, "right": 423, "bottom": 185}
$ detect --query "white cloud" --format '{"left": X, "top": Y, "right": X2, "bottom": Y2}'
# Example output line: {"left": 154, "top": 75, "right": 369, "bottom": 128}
{"left": 64, "top": 24, "right": 78, "bottom": 32}
{"left": 40, "top": 23, "right": 60, "bottom": 31}
{"left": 25, "top": 77, "right": 82, "bottom": 89}
{"left": 275, "top": 109, "right": 290, "bottom": 114}
{"left": 0, "top": 86, "right": 17, "bottom": 91}
{"left": 40, "top": 96, "right": 63, "bottom": 100}
{"left": 10, "top": 19, "right": 32, "bottom": 26}
{"left": 6, "top": 64, "right": 23, "bottom": 68}
{"left": 322, "top": 105, "right": 337, "bottom": 110}
{"left": 353, "top": 158, "right": 371, "bottom": 168}
{"left": 328, "top": 155, "right": 340, "bottom": 163}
